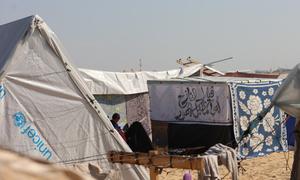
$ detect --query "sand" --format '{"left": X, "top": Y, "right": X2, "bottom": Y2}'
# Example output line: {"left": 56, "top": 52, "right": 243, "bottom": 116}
{"left": 159, "top": 151, "right": 294, "bottom": 180}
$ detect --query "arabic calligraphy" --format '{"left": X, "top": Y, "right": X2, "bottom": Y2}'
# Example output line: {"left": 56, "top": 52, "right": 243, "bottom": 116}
{"left": 175, "top": 86, "right": 221, "bottom": 121}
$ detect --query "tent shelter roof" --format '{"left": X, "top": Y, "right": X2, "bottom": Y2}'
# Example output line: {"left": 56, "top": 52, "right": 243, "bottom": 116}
{"left": 80, "top": 64, "right": 204, "bottom": 95}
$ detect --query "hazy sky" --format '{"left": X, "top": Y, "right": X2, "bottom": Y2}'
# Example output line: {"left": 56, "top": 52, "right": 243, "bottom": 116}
{"left": 1, "top": 0, "right": 300, "bottom": 72}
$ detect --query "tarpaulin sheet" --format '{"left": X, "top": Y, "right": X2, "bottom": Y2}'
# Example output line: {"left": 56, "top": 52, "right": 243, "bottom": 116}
{"left": 79, "top": 65, "right": 205, "bottom": 95}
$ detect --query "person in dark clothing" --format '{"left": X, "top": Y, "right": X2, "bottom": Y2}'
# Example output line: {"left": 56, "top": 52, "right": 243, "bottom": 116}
{"left": 125, "top": 121, "right": 153, "bottom": 153}
{"left": 110, "top": 113, "right": 126, "bottom": 141}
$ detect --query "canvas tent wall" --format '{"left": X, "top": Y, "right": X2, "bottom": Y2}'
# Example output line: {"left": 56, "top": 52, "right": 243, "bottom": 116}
{"left": 79, "top": 66, "right": 207, "bottom": 134}
{"left": 272, "top": 63, "right": 300, "bottom": 179}
{"left": 0, "top": 15, "right": 148, "bottom": 179}
{"left": 148, "top": 77, "right": 288, "bottom": 158}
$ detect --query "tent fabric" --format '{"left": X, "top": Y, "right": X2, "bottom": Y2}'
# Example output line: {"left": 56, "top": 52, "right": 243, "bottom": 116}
{"left": 148, "top": 82, "right": 232, "bottom": 125}
{"left": 271, "top": 64, "right": 300, "bottom": 180}
{"left": 79, "top": 65, "right": 204, "bottom": 95}
{"left": 0, "top": 148, "right": 90, "bottom": 180}
{"left": 0, "top": 15, "right": 148, "bottom": 180}
{"left": 273, "top": 63, "right": 300, "bottom": 120}
{"left": 286, "top": 115, "right": 296, "bottom": 147}
{"left": 125, "top": 93, "right": 151, "bottom": 134}
{"left": 168, "top": 123, "right": 235, "bottom": 151}
{"left": 230, "top": 82, "right": 287, "bottom": 158}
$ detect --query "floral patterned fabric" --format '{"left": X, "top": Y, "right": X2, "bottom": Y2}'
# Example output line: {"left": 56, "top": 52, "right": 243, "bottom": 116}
{"left": 230, "top": 81, "right": 287, "bottom": 158}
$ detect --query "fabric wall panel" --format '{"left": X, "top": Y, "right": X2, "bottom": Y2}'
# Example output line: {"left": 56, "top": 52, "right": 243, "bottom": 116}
{"left": 125, "top": 93, "right": 151, "bottom": 135}
{"left": 148, "top": 82, "right": 232, "bottom": 125}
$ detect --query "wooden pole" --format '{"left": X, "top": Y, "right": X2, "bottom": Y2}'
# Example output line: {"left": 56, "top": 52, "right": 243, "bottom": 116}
{"left": 149, "top": 166, "right": 159, "bottom": 180}
{"left": 149, "top": 151, "right": 159, "bottom": 180}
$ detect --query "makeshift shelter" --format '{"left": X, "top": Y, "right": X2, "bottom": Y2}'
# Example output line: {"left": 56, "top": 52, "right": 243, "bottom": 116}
{"left": 79, "top": 65, "right": 216, "bottom": 134}
{"left": 148, "top": 77, "right": 288, "bottom": 157}
{"left": 272, "top": 63, "right": 300, "bottom": 179}
{"left": 0, "top": 15, "right": 148, "bottom": 179}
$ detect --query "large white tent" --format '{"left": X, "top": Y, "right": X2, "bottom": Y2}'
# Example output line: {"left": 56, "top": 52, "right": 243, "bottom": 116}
{"left": 0, "top": 15, "right": 148, "bottom": 179}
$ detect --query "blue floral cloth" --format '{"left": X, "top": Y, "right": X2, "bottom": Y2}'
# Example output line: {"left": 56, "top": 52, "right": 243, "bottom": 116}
{"left": 230, "top": 81, "right": 287, "bottom": 158}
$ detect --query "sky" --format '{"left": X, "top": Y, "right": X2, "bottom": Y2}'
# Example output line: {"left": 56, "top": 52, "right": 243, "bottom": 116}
{"left": 0, "top": 0, "right": 300, "bottom": 72}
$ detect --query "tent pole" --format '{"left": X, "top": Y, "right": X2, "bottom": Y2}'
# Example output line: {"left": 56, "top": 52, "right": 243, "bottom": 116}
{"left": 149, "top": 150, "right": 159, "bottom": 180}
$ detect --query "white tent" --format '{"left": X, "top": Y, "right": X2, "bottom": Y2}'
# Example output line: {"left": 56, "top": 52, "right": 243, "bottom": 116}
{"left": 79, "top": 65, "right": 207, "bottom": 95}
{"left": 0, "top": 15, "right": 148, "bottom": 179}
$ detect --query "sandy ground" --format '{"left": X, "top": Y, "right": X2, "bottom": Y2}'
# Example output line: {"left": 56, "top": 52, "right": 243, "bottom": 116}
{"left": 159, "top": 151, "right": 294, "bottom": 180}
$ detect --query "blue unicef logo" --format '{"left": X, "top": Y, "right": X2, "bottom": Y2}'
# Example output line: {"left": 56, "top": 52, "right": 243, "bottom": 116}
{"left": 13, "top": 112, "right": 26, "bottom": 127}
{"left": 0, "top": 85, "right": 5, "bottom": 99}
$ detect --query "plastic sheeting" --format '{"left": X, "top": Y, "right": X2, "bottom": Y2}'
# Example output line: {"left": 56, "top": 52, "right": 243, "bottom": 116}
{"left": 273, "top": 63, "right": 300, "bottom": 121}
{"left": 79, "top": 65, "right": 204, "bottom": 95}
{"left": 0, "top": 15, "right": 148, "bottom": 180}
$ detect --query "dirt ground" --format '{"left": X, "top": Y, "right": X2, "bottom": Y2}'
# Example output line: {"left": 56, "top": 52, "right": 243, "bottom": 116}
{"left": 159, "top": 151, "right": 293, "bottom": 180}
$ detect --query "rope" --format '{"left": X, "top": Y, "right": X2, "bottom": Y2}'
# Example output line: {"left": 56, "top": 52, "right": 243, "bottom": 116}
{"left": 238, "top": 114, "right": 286, "bottom": 163}
{"left": 283, "top": 151, "right": 292, "bottom": 171}
{"left": 221, "top": 171, "right": 231, "bottom": 179}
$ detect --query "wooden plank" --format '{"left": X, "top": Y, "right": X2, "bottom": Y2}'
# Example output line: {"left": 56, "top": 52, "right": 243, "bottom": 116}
{"left": 108, "top": 151, "right": 204, "bottom": 171}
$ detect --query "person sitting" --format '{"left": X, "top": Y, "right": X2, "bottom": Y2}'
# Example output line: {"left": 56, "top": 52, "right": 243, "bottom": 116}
{"left": 125, "top": 121, "right": 153, "bottom": 153}
{"left": 110, "top": 113, "right": 126, "bottom": 141}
